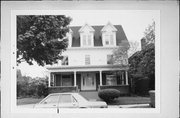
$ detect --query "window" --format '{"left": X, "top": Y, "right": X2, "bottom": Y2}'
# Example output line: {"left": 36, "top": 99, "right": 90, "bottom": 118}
{"left": 55, "top": 74, "right": 72, "bottom": 87}
{"left": 41, "top": 95, "right": 59, "bottom": 104}
{"left": 106, "top": 75, "right": 117, "bottom": 85}
{"left": 61, "top": 75, "right": 72, "bottom": 86}
{"left": 85, "top": 55, "right": 90, "bottom": 65}
{"left": 104, "top": 33, "right": 114, "bottom": 46}
{"left": 107, "top": 55, "right": 113, "bottom": 64}
{"left": 82, "top": 34, "right": 92, "bottom": 46}
{"left": 61, "top": 56, "right": 68, "bottom": 65}
{"left": 60, "top": 94, "right": 72, "bottom": 103}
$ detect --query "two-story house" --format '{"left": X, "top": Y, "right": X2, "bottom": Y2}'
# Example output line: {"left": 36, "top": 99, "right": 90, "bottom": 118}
{"left": 46, "top": 22, "right": 129, "bottom": 99}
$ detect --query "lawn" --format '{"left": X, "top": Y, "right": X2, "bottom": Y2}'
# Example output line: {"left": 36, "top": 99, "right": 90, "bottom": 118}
{"left": 108, "top": 96, "right": 150, "bottom": 105}
{"left": 17, "top": 96, "right": 150, "bottom": 106}
{"left": 17, "top": 97, "right": 43, "bottom": 105}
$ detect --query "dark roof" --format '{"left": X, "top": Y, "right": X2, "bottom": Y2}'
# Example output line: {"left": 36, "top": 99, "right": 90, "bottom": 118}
{"left": 70, "top": 25, "right": 128, "bottom": 47}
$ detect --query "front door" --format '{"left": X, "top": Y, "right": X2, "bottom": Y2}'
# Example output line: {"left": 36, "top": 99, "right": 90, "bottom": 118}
{"left": 81, "top": 73, "right": 96, "bottom": 90}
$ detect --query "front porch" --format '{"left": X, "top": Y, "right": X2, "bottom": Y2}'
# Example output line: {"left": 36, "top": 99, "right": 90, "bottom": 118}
{"left": 47, "top": 65, "right": 129, "bottom": 98}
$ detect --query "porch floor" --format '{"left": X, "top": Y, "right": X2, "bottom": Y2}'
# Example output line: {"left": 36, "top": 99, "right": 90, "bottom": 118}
{"left": 79, "top": 91, "right": 100, "bottom": 101}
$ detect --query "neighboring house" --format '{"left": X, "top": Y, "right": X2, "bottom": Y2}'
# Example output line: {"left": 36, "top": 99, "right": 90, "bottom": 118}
{"left": 46, "top": 22, "right": 130, "bottom": 97}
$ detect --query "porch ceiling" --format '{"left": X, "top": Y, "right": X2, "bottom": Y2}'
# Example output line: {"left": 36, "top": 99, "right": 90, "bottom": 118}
{"left": 46, "top": 65, "right": 129, "bottom": 72}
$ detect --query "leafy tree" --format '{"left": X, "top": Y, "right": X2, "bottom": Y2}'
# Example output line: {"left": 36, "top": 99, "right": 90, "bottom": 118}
{"left": 128, "top": 21, "right": 155, "bottom": 95}
{"left": 129, "top": 43, "right": 155, "bottom": 93}
{"left": 17, "top": 15, "right": 72, "bottom": 66}
{"left": 111, "top": 40, "right": 129, "bottom": 65}
{"left": 144, "top": 20, "right": 155, "bottom": 43}
{"left": 128, "top": 41, "right": 139, "bottom": 57}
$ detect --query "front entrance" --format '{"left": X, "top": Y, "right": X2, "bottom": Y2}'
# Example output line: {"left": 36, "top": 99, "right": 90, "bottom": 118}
{"left": 81, "top": 73, "right": 96, "bottom": 90}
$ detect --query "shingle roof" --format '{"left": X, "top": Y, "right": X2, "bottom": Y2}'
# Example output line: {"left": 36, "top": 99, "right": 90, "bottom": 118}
{"left": 70, "top": 25, "right": 128, "bottom": 47}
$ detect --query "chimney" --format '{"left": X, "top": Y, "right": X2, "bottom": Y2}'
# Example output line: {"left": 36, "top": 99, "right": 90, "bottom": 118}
{"left": 141, "top": 37, "right": 147, "bottom": 50}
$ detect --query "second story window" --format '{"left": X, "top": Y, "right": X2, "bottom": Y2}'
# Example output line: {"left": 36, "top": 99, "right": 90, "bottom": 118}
{"left": 85, "top": 55, "right": 90, "bottom": 65}
{"left": 107, "top": 54, "right": 113, "bottom": 64}
{"left": 61, "top": 56, "right": 68, "bottom": 65}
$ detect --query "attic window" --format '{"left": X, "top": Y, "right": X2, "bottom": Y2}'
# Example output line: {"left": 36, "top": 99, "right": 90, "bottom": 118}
{"left": 105, "top": 34, "right": 114, "bottom": 45}
{"left": 103, "top": 33, "right": 115, "bottom": 46}
{"left": 82, "top": 34, "right": 92, "bottom": 46}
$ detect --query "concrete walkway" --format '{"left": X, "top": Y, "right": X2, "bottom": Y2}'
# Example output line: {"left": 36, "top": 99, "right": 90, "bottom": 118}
{"left": 79, "top": 91, "right": 100, "bottom": 100}
{"left": 108, "top": 104, "right": 150, "bottom": 108}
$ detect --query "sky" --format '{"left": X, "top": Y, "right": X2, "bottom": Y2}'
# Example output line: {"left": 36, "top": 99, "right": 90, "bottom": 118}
{"left": 17, "top": 10, "right": 159, "bottom": 78}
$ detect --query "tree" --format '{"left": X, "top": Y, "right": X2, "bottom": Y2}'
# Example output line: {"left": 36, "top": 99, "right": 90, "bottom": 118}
{"left": 128, "top": 21, "right": 155, "bottom": 95}
{"left": 128, "top": 41, "right": 139, "bottom": 57}
{"left": 144, "top": 20, "right": 155, "bottom": 44}
{"left": 111, "top": 40, "right": 129, "bottom": 65}
{"left": 17, "top": 15, "right": 72, "bottom": 66}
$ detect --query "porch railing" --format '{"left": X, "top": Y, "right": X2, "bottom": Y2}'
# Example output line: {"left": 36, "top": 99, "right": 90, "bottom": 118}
{"left": 48, "top": 86, "right": 79, "bottom": 93}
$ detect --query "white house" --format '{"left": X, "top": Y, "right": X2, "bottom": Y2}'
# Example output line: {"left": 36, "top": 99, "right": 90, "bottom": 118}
{"left": 46, "top": 22, "right": 130, "bottom": 98}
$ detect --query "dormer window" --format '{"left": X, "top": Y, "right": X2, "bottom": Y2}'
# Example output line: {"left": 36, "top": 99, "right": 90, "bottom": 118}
{"left": 104, "top": 33, "right": 114, "bottom": 45}
{"left": 79, "top": 23, "right": 95, "bottom": 47}
{"left": 101, "top": 22, "right": 117, "bottom": 46}
{"left": 82, "top": 34, "right": 92, "bottom": 46}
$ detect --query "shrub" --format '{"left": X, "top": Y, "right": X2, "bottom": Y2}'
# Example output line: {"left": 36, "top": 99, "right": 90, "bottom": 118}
{"left": 98, "top": 89, "right": 120, "bottom": 103}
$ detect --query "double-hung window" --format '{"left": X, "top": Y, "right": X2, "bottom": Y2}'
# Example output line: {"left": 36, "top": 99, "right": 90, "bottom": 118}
{"left": 104, "top": 33, "right": 114, "bottom": 46}
{"left": 107, "top": 54, "right": 113, "bottom": 64}
{"left": 106, "top": 75, "right": 117, "bottom": 86}
{"left": 85, "top": 55, "right": 90, "bottom": 65}
{"left": 82, "top": 34, "right": 92, "bottom": 46}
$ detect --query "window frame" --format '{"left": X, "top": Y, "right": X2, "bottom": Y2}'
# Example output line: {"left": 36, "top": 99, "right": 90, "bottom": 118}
{"left": 85, "top": 55, "right": 90, "bottom": 65}
{"left": 80, "top": 33, "right": 94, "bottom": 47}
{"left": 102, "top": 32, "right": 116, "bottom": 46}
{"left": 106, "top": 75, "right": 117, "bottom": 86}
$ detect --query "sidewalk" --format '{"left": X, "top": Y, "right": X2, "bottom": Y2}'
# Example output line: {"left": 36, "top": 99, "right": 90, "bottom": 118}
{"left": 108, "top": 104, "right": 151, "bottom": 108}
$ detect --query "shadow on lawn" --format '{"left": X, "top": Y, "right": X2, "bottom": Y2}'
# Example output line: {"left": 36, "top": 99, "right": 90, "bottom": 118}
{"left": 107, "top": 96, "right": 151, "bottom": 105}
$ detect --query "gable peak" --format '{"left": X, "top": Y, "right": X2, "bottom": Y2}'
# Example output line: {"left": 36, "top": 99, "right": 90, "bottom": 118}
{"left": 101, "top": 22, "right": 117, "bottom": 32}
{"left": 78, "top": 23, "right": 95, "bottom": 33}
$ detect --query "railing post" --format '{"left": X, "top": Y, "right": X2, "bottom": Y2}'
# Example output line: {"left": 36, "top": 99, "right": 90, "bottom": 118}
{"left": 48, "top": 72, "right": 51, "bottom": 87}
{"left": 74, "top": 71, "right": 77, "bottom": 87}
{"left": 125, "top": 71, "right": 128, "bottom": 85}
{"left": 99, "top": 70, "right": 102, "bottom": 86}
{"left": 122, "top": 71, "right": 124, "bottom": 85}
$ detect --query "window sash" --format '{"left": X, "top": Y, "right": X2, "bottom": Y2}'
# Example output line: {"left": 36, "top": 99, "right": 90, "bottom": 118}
{"left": 82, "top": 34, "right": 92, "bottom": 46}
{"left": 85, "top": 55, "right": 90, "bottom": 65}
{"left": 104, "top": 33, "right": 114, "bottom": 46}
{"left": 106, "top": 75, "right": 117, "bottom": 85}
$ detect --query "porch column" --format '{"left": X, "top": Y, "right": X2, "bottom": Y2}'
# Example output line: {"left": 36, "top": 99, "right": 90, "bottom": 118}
{"left": 52, "top": 74, "right": 55, "bottom": 86}
{"left": 48, "top": 72, "right": 51, "bottom": 87}
{"left": 125, "top": 71, "right": 128, "bottom": 85}
{"left": 122, "top": 72, "right": 125, "bottom": 85}
{"left": 74, "top": 71, "right": 77, "bottom": 87}
{"left": 99, "top": 70, "right": 102, "bottom": 86}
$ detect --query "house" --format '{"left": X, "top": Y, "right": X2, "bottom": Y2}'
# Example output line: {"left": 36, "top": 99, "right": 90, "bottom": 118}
{"left": 46, "top": 22, "right": 130, "bottom": 99}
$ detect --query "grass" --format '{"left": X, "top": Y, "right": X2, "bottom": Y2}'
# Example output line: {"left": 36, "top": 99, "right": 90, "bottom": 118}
{"left": 17, "top": 97, "right": 43, "bottom": 105}
{"left": 17, "top": 96, "right": 150, "bottom": 106}
{"left": 108, "top": 96, "right": 151, "bottom": 105}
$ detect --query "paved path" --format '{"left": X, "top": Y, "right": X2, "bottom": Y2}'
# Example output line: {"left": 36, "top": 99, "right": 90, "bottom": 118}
{"left": 108, "top": 104, "right": 150, "bottom": 108}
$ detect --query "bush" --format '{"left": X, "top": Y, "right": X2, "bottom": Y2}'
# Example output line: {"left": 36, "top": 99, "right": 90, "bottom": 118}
{"left": 17, "top": 77, "right": 49, "bottom": 98}
{"left": 98, "top": 89, "right": 120, "bottom": 103}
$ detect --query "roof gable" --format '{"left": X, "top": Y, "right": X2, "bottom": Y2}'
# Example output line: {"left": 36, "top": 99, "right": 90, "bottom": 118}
{"left": 101, "top": 22, "right": 117, "bottom": 32}
{"left": 78, "top": 23, "right": 95, "bottom": 33}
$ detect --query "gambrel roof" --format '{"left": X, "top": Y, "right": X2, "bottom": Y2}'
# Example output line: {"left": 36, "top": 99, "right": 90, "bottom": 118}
{"left": 70, "top": 25, "right": 129, "bottom": 47}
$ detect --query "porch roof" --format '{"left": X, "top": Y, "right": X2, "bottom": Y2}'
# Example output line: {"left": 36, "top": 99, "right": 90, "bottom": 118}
{"left": 46, "top": 64, "right": 129, "bottom": 72}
